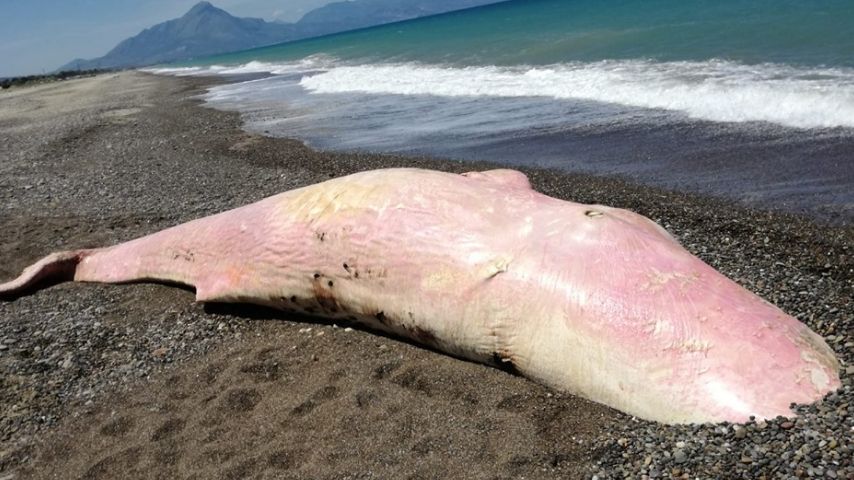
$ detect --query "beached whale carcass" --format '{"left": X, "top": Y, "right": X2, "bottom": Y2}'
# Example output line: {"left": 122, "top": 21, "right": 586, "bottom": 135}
{"left": 0, "top": 168, "right": 840, "bottom": 424}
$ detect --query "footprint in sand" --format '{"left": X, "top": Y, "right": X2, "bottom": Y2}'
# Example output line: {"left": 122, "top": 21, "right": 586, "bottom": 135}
{"left": 291, "top": 385, "right": 339, "bottom": 416}
{"left": 222, "top": 387, "right": 262, "bottom": 412}
{"left": 99, "top": 416, "right": 135, "bottom": 437}
{"left": 150, "top": 417, "right": 186, "bottom": 442}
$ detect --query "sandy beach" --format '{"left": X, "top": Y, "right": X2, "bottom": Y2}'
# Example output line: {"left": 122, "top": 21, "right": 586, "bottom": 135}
{"left": 0, "top": 72, "right": 851, "bottom": 479}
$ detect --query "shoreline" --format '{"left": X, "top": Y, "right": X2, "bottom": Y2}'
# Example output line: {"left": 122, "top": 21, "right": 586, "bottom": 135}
{"left": 0, "top": 71, "right": 850, "bottom": 479}
{"left": 200, "top": 66, "right": 854, "bottom": 227}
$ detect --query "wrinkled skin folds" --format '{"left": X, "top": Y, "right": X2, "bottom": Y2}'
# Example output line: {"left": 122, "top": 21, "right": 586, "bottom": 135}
{"left": 0, "top": 168, "right": 840, "bottom": 424}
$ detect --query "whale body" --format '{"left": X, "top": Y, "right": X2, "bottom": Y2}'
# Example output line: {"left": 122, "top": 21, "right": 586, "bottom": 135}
{"left": 0, "top": 168, "right": 840, "bottom": 424}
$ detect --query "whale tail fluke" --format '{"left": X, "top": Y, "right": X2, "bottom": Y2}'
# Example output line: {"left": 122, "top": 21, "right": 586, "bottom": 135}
{"left": 0, "top": 250, "right": 94, "bottom": 300}
{"left": 0, "top": 201, "right": 276, "bottom": 301}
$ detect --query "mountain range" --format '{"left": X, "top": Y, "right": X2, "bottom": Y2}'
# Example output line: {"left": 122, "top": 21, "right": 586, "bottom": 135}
{"left": 61, "top": 0, "right": 501, "bottom": 71}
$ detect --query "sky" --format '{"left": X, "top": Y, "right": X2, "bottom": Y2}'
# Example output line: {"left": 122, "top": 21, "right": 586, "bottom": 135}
{"left": 0, "top": 0, "right": 340, "bottom": 78}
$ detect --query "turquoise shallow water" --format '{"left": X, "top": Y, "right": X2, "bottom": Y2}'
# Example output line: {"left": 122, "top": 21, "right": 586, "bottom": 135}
{"left": 152, "top": 0, "right": 854, "bottom": 223}
{"left": 199, "top": 0, "right": 854, "bottom": 68}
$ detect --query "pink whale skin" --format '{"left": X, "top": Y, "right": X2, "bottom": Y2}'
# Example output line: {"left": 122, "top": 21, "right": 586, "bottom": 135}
{"left": 0, "top": 168, "right": 840, "bottom": 424}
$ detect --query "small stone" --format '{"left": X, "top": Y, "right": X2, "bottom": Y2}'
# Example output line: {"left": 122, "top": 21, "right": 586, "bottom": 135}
{"left": 151, "top": 347, "right": 168, "bottom": 358}
{"left": 344, "top": 327, "right": 353, "bottom": 332}
{"left": 740, "top": 455, "right": 752, "bottom": 463}
{"left": 780, "top": 421, "right": 794, "bottom": 430}
{"left": 734, "top": 425, "right": 747, "bottom": 439}
{"left": 673, "top": 450, "right": 687, "bottom": 464}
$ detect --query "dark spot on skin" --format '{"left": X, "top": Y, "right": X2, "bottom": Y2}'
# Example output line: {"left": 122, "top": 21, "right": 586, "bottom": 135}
{"left": 316, "top": 231, "right": 326, "bottom": 241}
{"left": 316, "top": 295, "right": 338, "bottom": 312}
{"left": 408, "top": 326, "right": 437, "bottom": 344}
{"left": 290, "top": 296, "right": 297, "bottom": 303}
{"left": 314, "top": 273, "right": 321, "bottom": 279}
{"left": 172, "top": 250, "right": 195, "bottom": 262}
{"left": 311, "top": 275, "right": 340, "bottom": 314}
{"left": 354, "top": 271, "right": 359, "bottom": 278}
{"left": 375, "top": 311, "right": 387, "bottom": 325}
{"left": 492, "top": 352, "right": 519, "bottom": 375}
{"left": 343, "top": 263, "right": 350, "bottom": 272}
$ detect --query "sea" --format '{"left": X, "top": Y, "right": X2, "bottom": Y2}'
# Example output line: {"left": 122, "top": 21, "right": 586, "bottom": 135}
{"left": 147, "top": 0, "right": 854, "bottom": 224}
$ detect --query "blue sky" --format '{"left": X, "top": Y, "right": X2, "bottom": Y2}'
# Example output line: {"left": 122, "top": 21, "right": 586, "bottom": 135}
{"left": 0, "top": 0, "right": 338, "bottom": 77}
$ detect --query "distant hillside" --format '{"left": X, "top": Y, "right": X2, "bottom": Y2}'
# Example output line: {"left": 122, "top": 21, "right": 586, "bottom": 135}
{"left": 61, "top": 0, "right": 502, "bottom": 71}
{"left": 61, "top": 2, "right": 294, "bottom": 70}
{"left": 297, "top": 0, "right": 506, "bottom": 33}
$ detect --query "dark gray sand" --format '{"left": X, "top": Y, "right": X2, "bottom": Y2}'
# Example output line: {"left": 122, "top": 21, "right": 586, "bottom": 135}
{"left": 0, "top": 72, "right": 851, "bottom": 479}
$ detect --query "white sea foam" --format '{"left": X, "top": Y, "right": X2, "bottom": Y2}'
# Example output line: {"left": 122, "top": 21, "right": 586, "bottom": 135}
{"left": 143, "top": 56, "right": 335, "bottom": 77}
{"left": 298, "top": 60, "right": 854, "bottom": 129}
{"left": 145, "top": 63, "right": 274, "bottom": 76}
{"left": 146, "top": 58, "right": 854, "bottom": 129}
{"left": 143, "top": 66, "right": 213, "bottom": 76}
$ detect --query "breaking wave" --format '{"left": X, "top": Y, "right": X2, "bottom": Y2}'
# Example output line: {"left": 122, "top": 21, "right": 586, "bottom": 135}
{"left": 148, "top": 58, "right": 854, "bottom": 129}
{"left": 297, "top": 60, "right": 854, "bottom": 130}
